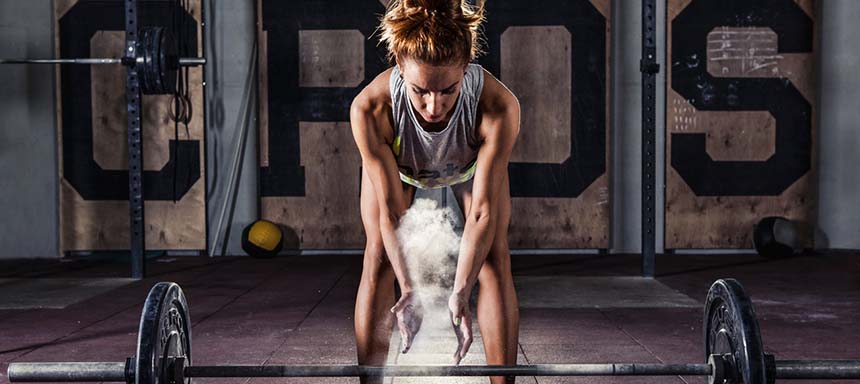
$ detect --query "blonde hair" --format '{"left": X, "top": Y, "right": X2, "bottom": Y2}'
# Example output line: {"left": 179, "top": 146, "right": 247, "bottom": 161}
{"left": 378, "top": 0, "right": 486, "bottom": 66}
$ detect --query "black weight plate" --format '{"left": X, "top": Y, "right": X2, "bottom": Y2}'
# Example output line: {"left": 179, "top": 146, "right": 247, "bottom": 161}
{"left": 136, "top": 282, "right": 192, "bottom": 384}
{"left": 146, "top": 27, "right": 158, "bottom": 94}
{"left": 136, "top": 27, "right": 151, "bottom": 94}
{"left": 143, "top": 27, "right": 157, "bottom": 94}
{"left": 151, "top": 27, "right": 163, "bottom": 93}
{"left": 704, "top": 279, "right": 768, "bottom": 384}
{"left": 155, "top": 27, "right": 168, "bottom": 93}
{"left": 159, "top": 28, "right": 178, "bottom": 94}
{"left": 147, "top": 27, "right": 164, "bottom": 94}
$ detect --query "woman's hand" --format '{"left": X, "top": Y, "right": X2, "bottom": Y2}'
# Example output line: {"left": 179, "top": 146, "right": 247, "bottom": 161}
{"left": 390, "top": 290, "right": 424, "bottom": 353}
{"left": 448, "top": 291, "right": 473, "bottom": 364}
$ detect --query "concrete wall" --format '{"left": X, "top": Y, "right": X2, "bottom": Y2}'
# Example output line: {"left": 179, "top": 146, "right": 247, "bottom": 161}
{"left": 0, "top": 0, "right": 858, "bottom": 259}
{"left": 610, "top": 0, "right": 662, "bottom": 253}
{"left": 816, "top": 0, "right": 860, "bottom": 250}
{"left": 0, "top": 0, "right": 261, "bottom": 259}
{"left": 0, "top": 0, "right": 58, "bottom": 258}
{"left": 203, "top": 0, "right": 259, "bottom": 256}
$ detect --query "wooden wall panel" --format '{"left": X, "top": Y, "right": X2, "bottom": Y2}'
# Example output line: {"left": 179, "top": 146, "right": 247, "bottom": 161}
{"left": 666, "top": 0, "right": 816, "bottom": 249}
{"left": 258, "top": 0, "right": 611, "bottom": 249}
{"left": 56, "top": 0, "right": 206, "bottom": 251}
{"left": 486, "top": 0, "right": 611, "bottom": 248}
{"left": 261, "top": 123, "right": 364, "bottom": 247}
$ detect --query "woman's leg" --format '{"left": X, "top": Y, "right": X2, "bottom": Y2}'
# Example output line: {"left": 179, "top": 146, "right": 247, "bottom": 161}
{"left": 354, "top": 168, "right": 415, "bottom": 384}
{"left": 452, "top": 175, "right": 519, "bottom": 384}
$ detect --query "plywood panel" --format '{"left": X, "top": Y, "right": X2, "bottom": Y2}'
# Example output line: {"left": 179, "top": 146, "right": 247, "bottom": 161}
{"left": 501, "top": 0, "right": 611, "bottom": 248}
{"left": 510, "top": 175, "right": 609, "bottom": 248}
{"left": 261, "top": 122, "right": 364, "bottom": 248}
{"left": 666, "top": 0, "right": 816, "bottom": 249}
{"left": 258, "top": 0, "right": 611, "bottom": 249}
{"left": 257, "top": 0, "right": 394, "bottom": 249}
{"left": 502, "top": 26, "right": 571, "bottom": 164}
{"left": 57, "top": 0, "right": 206, "bottom": 251}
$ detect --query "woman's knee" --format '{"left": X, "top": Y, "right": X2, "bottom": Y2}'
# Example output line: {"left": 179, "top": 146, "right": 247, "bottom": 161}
{"left": 478, "top": 259, "right": 506, "bottom": 286}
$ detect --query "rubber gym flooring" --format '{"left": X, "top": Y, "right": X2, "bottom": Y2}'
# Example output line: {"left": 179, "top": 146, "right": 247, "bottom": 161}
{"left": 0, "top": 252, "right": 858, "bottom": 383}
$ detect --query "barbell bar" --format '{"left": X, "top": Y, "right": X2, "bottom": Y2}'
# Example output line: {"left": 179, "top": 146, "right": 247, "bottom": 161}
{"left": 10, "top": 359, "right": 860, "bottom": 381}
{"left": 0, "top": 58, "right": 205, "bottom": 66}
{"left": 0, "top": 26, "right": 205, "bottom": 95}
{"left": 7, "top": 279, "right": 860, "bottom": 384}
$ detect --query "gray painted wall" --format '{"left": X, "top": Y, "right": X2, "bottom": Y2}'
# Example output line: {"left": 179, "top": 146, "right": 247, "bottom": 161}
{"left": 610, "top": 0, "right": 663, "bottom": 254}
{"left": 203, "top": 0, "right": 259, "bottom": 257}
{"left": 817, "top": 0, "right": 860, "bottom": 250}
{"left": 0, "top": 0, "right": 59, "bottom": 259}
{"left": 0, "top": 0, "right": 858, "bottom": 259}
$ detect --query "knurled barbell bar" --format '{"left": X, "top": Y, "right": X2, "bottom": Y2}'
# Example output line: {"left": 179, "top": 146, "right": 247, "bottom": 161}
{"left": 0, "top": 26, "right": 204, "bottom": 95}
{"left": 7, "top": 279, "right": 860, "bottom": 384}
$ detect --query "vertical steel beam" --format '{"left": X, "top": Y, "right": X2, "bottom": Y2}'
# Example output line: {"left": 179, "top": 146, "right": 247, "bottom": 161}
{"left": 126, "top": 0, "right": 145, "bottom": 278}
{"left": 640, "top": 0, "right": 660, "bottom": 277}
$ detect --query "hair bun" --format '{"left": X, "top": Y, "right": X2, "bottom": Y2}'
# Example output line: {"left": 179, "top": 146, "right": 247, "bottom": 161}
{"left": 403, "top": 0, "right": 455, "bottom": 14}
{"left": 378, "top": 0, "right": 485, "bottom": 66}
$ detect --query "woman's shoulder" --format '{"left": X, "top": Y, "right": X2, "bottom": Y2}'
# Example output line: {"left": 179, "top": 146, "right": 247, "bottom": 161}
{"left": 477, "top": 67, "right": 519, "bottom": 116}
{"left": 352, "top": 67, "right": 395, "bottom": 115}
{"left": 350, "top": 67, "right": 397, "bottom": 143}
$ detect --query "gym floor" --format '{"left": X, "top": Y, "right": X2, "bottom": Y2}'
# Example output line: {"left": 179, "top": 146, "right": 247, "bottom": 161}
{"left": 1, "top": 252, "right": 858, "bottom": 384}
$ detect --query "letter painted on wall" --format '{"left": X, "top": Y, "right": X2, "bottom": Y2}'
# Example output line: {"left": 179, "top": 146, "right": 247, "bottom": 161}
{"left": 56, "top": 0, "right": 205, "bottom": 252}
{"left": 666, "top": 0, "right": 816, "bottom": 248}
{"left": 258, "top": 0, "right": 611, "bottom": 249}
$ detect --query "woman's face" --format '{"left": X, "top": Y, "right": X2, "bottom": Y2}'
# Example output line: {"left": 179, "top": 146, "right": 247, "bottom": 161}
{"left": 398, "top": 58, "right": 466, "bottom": 124}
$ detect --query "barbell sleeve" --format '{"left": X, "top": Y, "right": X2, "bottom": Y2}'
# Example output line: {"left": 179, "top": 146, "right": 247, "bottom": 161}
{"left": 7, "top": 362, "right": 127, "bottom": 382}
{"left": 178, "top": 57, "right": 206, "bottom": 66}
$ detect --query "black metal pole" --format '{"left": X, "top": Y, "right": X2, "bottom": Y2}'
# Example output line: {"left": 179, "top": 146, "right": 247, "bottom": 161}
{"left": 202, "top": 0, "right": 211, "bottom": 258}
{"left": 640, "top": 0, "right": 660, "bottom": 277}
{"left": 126, "top": 0, "right": 145, "bottom": 279}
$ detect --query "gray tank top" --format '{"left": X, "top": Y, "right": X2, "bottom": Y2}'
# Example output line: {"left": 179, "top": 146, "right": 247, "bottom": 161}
{"left": 389, "top": 63, "right": 484, "bottom": 189}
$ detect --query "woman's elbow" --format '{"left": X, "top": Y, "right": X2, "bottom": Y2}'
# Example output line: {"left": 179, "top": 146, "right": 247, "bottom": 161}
{"left": 467, "top": 202, "right": 494, "bottom": 225}
{"left": 379, "top": 201, "right": 406, "bottom": 228}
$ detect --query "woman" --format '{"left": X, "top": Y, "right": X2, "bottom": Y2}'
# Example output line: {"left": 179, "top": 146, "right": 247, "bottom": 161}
{"left": 350, "top": 0, "right": 520, "bottom": 383}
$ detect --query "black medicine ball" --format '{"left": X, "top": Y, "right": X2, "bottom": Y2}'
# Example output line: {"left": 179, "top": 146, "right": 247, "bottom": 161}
{"left": 753, "top": 216, "right": 799, "bottom": 258}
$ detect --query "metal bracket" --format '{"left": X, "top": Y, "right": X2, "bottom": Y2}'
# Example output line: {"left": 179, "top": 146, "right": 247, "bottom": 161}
{"left": 124, "top": 357, "right": 136, "bottom": 384}
{"left": 166, "top": 356, "right": 186, "bottom": 384}
{"left": 640, "top": 59, "right": 660, "bottom": 74}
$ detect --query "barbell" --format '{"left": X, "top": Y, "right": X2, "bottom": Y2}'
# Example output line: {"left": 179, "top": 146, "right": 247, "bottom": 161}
{"left": 0, "top": 26, "right": 205, "bottom": 95}
{"left": 7, "top": 279, "right": 860, "bottom": 384}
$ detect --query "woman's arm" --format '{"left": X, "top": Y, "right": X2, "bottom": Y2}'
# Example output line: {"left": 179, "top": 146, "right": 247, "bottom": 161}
{"left": 448, "top": 70, "right": 520, "bottom": 364}
{"left": 351, "top": 82, "right": 426, "bottom": 353}
{"left": 350, "top": 92, "right": 416, "bottom": 293}
{"left": 452, "top": 71, "right": 521, "bottom": 297}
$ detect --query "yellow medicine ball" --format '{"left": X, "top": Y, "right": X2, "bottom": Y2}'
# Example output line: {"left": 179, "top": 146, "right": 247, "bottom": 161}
{"left": 241, "top": 220, "right": 283, "bottom": 258}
